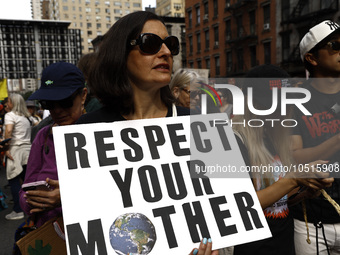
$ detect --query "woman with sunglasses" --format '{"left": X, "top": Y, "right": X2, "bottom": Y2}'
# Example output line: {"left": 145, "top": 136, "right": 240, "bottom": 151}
{"left": 77, "top": 11, "right": 218, "bottom": 255}
{"left": 18, "top": 62, "right": 87, "bottom": 230}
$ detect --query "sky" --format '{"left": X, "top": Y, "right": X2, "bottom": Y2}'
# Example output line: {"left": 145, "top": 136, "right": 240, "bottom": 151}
{"left": 0, "top": 0, "right": 156, "bottom": 20}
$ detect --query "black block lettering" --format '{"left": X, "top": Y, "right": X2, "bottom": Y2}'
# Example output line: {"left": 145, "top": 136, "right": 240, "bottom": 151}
{"left": 191, "top": 121, "right": 212, "bottom": 153}
{"left": 144, "top": 125, "right": 165, "bottom": 159}
{"left": 94, "top": 131, "right": 117, "bottom": 166}
{"left": 121, "top": 128, "right": 143, "bottom": 162}
{"left": 209, "top": 196, "right": 237, "bottom": 236}
{"left": 109, "top": 168, "right": 133, "bottom": 208}
{"left": 167, "top": 123, "right": 190, "bottom": 156}
{"left": 67, "top": 219, "right": 107, "bottom": 255}
{"left": 161, "top": 163, "right": 187, "bottom": 200}
{"left": 138, "top": 165, "right": 162, "bottom": 202}
{"left": 65, "top": 133, "right": 90, "bottom": 170}
{"left": 234, "top": 192, "right": 263, "bottom": 231}
{"left": 187, "top": 160, "right": 214, "bottom": 196}
{"left": 183, "top": 202, "right": 210, "bottom": 243}
{"left": 153, "top": 206, "right": 177, "bottom": 248}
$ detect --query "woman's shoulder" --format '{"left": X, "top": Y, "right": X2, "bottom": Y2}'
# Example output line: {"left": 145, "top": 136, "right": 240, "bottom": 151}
{"left": 77, "top": 107, "right": 123, "bottom": 124}
{"left": 175, "top": 106, "right": 190, "bottom": 116}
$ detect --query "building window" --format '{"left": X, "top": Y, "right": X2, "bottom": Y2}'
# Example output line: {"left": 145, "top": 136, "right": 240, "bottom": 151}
{"left": 63, "top": 6, "right": 69, "bottom": 11}
{"left": 106, "top": 16, "right": 110, "bottom": 22}
{"left": 87, "top": 23, "right": 92, "bottom": 29}
{"left": 226, "top": 51, "right": 232, "bottom": 73}
{"left": 95, "top": 8, "right": 100, "bottom": 13}
{"left": 214, "top": 26, "right": 219, "bottom": 47}
{"left": 237, "top": 48, "right": 244, "bottom": 71}
{"left": 225, "top": 0, "right": 231, "bottom": 9}
{"left": 96, "top": 23, "right": 101, "bottom": 29}
{"left": 215, "top": 56, "right": 220, "bottom": 75}
{"left": 114, "top": 1, "right": 122, "bottom": 6}
{"left": 188, "top": 11, "right": 192, "bottom": 28}
{"left": 225, "top": 19, "right": 231, "bottom": 42}
{"left": 282, "top": 33, "right": 290, "bottom": 61}
{"left": 79, "top": 7, "right": 82, "bottom": 11}
{"left": 281, "top": 1, "right": 290, "bottom": 22}
{"left": 250, "top": 45, "right": 256, "bottom": 67}
{"left": 125, "top": 2, "right": 130, "bottom": 7}
{"left": 204, "top": 2, "right": 208, "bottom": 15}
{"left": 189, "top": 36, "right": 193, "bottom": 54}
{"left": 197, "top": 59, "right": 202, "bottom": 69}
{"left": 264, "top": 42, "right": 271, "bottom": 64}
{"left": 236, "top": 15, "right": 243, "bottom": 37}
{"left": 114, "top": 9, "right": 122, "bottom": 14}
{"left": 190, "top": 61, "right": 194, "bottom": 68}
{"left": 263, "top": 4, "right": 270, "bottom": 26}
{"left": 174, "top": 3, "right": 182, "bottom": 10}
{"left": 197, "top": 33, "right": 201, "bottom": 52}
{"left": 133, "top": 3, "right": 141, "bottom": 7}
{"left": 213, "top": 0, "right": 218, "bottom": 17}
{"left": 249, "top": 11, "right": 255, "bottom": 35}
{"left": 196, "top": 6, "right": 200, "bottom": 25}
{"left": 87, "top": 31, "right": 92, "bottom": 36}
{"left": 105, "top": 8, "right": 110, "bottom": 13}
{"left": 205, "top": 58, "right": 210, "bottom": 69}
{"left": 166, "top": 25, "right": 172, "bottom": 35}
{"left": 205, "top": 30, "right": 209, "bottom": 49}
{"left": 86, "top": 7, "right": 91, "bottom": 12}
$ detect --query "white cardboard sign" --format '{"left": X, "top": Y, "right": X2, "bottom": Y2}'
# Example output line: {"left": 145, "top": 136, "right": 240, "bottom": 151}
{"left": 53, "top": 113, "right": 271, "bottom": 255}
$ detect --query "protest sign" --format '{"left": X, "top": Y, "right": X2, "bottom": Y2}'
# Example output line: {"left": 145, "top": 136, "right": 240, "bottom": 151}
{"left": 53, "top": 113, "right": 271, "bottom": 255}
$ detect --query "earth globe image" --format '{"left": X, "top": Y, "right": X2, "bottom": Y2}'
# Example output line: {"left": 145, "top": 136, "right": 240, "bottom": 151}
{"left": 109, "top": 213, "right": 157, "bottom": 255}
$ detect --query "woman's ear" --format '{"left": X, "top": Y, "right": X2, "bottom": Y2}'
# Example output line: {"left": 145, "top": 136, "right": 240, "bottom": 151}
{"left": 172, "top": 87, "right": 180, "bottom": 99}
{"left": 81, "top": 88, "right": 88, "bottom": 104}
{"left": 304, "top": 53, "right": 318, "bottom": 67}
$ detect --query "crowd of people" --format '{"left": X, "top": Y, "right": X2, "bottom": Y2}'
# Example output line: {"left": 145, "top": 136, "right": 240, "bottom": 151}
{"left": 0, "top": 12, "right": 339, "bottom": 255}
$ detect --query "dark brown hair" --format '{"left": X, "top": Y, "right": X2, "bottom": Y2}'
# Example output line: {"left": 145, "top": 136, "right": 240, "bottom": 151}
{"left": 87, "top": 11, "right": 175, "bottom": 114}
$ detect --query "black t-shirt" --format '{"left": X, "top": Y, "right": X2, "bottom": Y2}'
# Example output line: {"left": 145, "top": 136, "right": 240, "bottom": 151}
{"left": 233, "top": 135, "right": 295, "bottom": 255}
{"left": 76, "top": 105, "right": 190, "bottom": 124}
{"left": 291, "top": 81, "right": 340, "bottom": 224}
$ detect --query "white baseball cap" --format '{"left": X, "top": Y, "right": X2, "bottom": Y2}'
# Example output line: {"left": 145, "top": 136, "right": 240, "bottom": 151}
{"left": 300, "top": 20, "right": 340, "bottom": 60}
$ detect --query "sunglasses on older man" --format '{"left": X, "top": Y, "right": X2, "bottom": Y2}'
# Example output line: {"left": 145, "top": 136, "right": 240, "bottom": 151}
{"left": 130, "top": 33, "right": 180, "bottom": 56}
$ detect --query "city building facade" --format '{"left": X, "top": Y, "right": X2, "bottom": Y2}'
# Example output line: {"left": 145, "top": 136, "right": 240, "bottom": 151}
{"left": 156, "top": 0, "right": 185, "bottom": 17}
{"left": 280, "top": 0, "right": 340, "bottom": 76}
{"left": 185, "top": 0, "right": 277, "bottom": 78}
{"left": 43, "top": 0, "right": 143, "bottom": 53}
{"left": 0, "top": 19, "right": 82, "bottom": 92}
{"left": 184, "top": 0, "right": 340, "bottom": 78}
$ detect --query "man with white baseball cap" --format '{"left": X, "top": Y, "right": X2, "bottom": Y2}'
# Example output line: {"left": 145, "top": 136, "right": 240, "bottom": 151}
{"left": 291, "top": 20, "right": 340, "bottom": 254}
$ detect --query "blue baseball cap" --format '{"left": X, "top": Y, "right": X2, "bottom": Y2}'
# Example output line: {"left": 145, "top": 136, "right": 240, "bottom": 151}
{"left": 29, "top": 62, "right": 85, "bottom": 101}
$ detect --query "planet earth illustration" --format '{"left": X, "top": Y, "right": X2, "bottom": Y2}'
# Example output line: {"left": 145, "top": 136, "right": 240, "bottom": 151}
{"left": 109, "top": 213, "right": 157, "bottom": 255}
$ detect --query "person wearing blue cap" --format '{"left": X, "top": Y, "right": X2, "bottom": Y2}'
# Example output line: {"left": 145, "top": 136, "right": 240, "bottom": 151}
{"left": 18, "top": 62, "right": 87, "bottom": 229}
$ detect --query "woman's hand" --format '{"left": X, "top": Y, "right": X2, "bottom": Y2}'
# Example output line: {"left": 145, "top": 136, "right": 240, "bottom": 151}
{"left": 5, "top": 150, "right": 13, "bottom": 160}
{"left": 189, "top": 238, "right": 219, "bottom": 255}
{"left": 24, "top": 178, "right": 61, "bottom": 214}
{"left": 286, "top": 160, "right": 334, "bottom": 190}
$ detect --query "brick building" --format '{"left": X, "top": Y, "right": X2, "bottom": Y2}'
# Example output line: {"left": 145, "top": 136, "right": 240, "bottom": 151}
{"left": 185, "top": 0, "right": 278, "bottom": 78}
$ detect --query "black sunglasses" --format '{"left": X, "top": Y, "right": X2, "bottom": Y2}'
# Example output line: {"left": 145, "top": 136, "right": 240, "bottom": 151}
{"left": 130, "top": 33, "right": 180, "bottom": 56}
{"left": 326, "top": 41, "right": 340, "bottom": 52}
{"left": 39, "top": 90, "right": 82, "bottom": 110}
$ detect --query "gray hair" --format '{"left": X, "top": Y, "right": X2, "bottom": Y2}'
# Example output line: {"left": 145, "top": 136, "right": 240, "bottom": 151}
{"left": 169, "top": 69, "right": 201, "bottom": 90}
{"left": 9, "top": 93, "right": 31, "bottom": 118}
